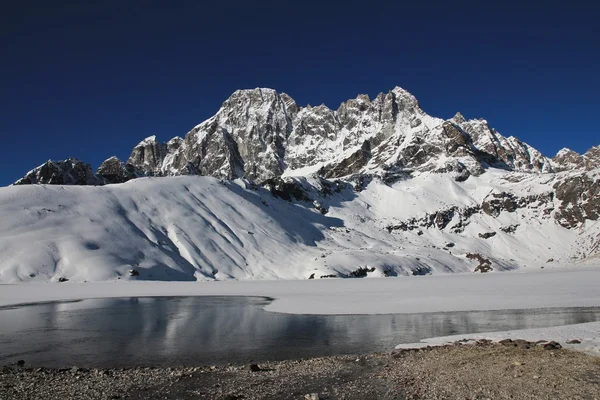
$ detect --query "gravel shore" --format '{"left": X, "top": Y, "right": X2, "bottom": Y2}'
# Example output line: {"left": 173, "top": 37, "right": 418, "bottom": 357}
{"left": 1, "top": 341, "right": 599, "bottom": 400}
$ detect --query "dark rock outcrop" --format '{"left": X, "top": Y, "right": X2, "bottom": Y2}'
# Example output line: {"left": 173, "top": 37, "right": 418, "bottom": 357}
{"left": 127, "top": 136, "right": 168, "bottom": 176}
{"left": 261, "top": 177, "right": 310, "bottom": 202}
{"left": 467, "top": 253, "right": 493, "bottom": 273}
{"left": 14, "top": 159, "right": 100, "bottom": 186}
{"left": 554, "top": 172, "right": 600, "bottom": 228}
{"left": 96, "top": 157, "right": 145, "bottom": 184}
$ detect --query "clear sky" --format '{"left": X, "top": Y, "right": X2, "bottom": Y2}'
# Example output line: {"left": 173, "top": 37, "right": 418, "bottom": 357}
{"left": 1, "top": 0, "right": 598, "bottom": 186}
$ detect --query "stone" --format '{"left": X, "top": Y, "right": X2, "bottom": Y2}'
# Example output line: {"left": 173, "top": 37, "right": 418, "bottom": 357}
{"left": 248, "top": 363, "right": 261, "bottom": 372}
{"left": 478, "top": 232, "right": 497, "bottom": 239}
{"left": 566, "top": 339, "right": 581, "bottom": 344}
{"left": 543, "top": 341, "right": 562, "bottom": 350}
{"left": 304, "top": 394, "right": 320, "bottom": 400}
{"left": 313, "top": 200, "right": 328, "bottom": 215}
{"left": 514, "top": 339, "right": 533, "bottom": 349}
{"left": 349, "top": 266, "right": 376, "bottom": 278}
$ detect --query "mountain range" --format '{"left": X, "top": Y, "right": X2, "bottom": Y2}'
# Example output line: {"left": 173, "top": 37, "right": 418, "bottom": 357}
{"left": 2, "top": 87, "right": 598, "bottom": 282}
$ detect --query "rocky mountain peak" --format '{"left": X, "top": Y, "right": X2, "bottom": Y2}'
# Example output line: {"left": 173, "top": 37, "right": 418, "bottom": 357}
{"left": 13, "top": 86, "right": 595, "bottom": 187}
{"left": 96, "top": 156, "right": 145, "bottom": 184}
{"left": 583, "top": 145, "right": 600, "bottom": 169}
{"left": 452, "top": 112, "right": 467, "bottom": 124}
{"left": 553, "top": 148, "right": 584, "bottom": 171}
{"left": 391, "top": 86, "right": 420, "bottom": 107}
{"left": 14, "top": 158, "right": 99, "bottom": 186}
{"left": 127, "top": 135, "right": 168, "bottom": 176}
{"left": 552, "top": 145, "right": 600, "bottom": 171}
{"left": 136, "top": 135, "right": 159, "bottom": 146}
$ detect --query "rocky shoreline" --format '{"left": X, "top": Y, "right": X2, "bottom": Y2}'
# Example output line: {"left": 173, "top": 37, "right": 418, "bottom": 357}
{"left": 2, "top": 341, "right": 599, "bottom": 400}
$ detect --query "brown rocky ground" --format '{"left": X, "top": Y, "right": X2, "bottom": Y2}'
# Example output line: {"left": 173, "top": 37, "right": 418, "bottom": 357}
{"left": 1, "top": 342, "right": 599, "bottom": 400}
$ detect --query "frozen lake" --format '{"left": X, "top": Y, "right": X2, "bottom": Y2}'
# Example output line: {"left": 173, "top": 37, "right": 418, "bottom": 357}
{"left": 1, "top": 296, "right": 599, "bottom": 368}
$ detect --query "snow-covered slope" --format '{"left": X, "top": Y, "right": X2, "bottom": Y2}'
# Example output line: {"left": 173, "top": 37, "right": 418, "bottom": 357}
{"left": 1, "top": 169, "right": 598, "bottom": 283}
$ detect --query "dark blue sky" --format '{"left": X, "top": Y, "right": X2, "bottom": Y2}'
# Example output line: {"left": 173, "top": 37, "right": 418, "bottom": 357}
{"left": 1, "top": 0, "right": 598, "bottom": 185}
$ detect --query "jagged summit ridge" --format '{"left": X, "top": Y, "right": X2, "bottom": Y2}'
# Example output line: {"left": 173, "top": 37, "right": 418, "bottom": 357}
{"left": 119, "top": 86, "right": 560, "bottom": 182}
{"left": 14, "top": 158, "right": 101, "bottom": 186}
{"left": 13, "top": 86, "right": 599, "bottom": 186}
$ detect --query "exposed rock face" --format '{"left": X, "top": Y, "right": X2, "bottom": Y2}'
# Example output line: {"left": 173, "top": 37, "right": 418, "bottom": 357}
{"left": 386, "top": 205, "right": 480, "bottom": 234}
{"left": 481, "top": 191, "right": 554, "bottom": 218}
{"left": 386, "top": 190, "right": 559, "bottom": 236}
{"left": 553, "top": 148, "right": 585, "bottom": 171}
{"left": 96, "top": 156, "right": 145, "bottom": 184}
{"left": 478, "top": 232, "right": 497, "bottom": 239}
{"left": 116, "top": 87, "right": 568, "bottom": 182}
{"left": 261, "top": 176, "right": 311, "bottom": 202}
{"left": 14, "top": 159, "right": 100, "bottom": 185}
{"left": 126, "top": 136, "right": 168, "bottom": 176}
{"left": 554, "top": 172, "right": 600, "bottom": 228}
{"left": 467, "top": 253, "right": 493, "bottom": 273}
{"left": 553, "top": 146, "right": 600, "bottom": 172}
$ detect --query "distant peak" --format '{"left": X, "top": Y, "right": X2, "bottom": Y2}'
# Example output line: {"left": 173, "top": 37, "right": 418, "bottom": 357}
{"left": 168, "top": 136, "right": 184, "bottom": 144}
{"left": 221, "top": 88, "right": 286, "bottom": 108}
{"left": 135, "top": 135, "right": 158, "bottom": 147}
{"left": 583, "top": 145, "right": 600, "bottom": 158}
{"left": 356, "top": 93, "right": 370, "bottom": 102}
{"left": 555, "top": 147, "right": 578, "bottom": 157}
{"left": 452, "top": 112, "right": 467, "bottom": 123}
{"left": 229, "top": 87, "right": 279, "bottom": 98}
{"left": 390, "top": 86, "right": 419, "bottom": 107}
{"left": 391, "top": 86, "right": 412, "bottom": 95}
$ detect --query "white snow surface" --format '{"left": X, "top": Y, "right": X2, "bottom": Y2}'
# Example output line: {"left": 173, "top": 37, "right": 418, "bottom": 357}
{"left": 0, "top": 172, "right": 597, "bottom": 283}
{"left": 395, "top": 321, "right": 600, "bottom": 357}
{"left": 2, "top": 267, "right": 599, "bottom": 313}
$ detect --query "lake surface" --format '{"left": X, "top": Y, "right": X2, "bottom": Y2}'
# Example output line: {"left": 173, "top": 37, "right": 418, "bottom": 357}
{"left": 1, "top": 296, "right": 599, "bottom": 368}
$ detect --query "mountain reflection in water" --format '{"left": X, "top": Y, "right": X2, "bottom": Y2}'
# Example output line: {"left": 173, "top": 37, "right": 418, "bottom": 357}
{"left": 1, "top": 296, "right": 599, "bottom": 368}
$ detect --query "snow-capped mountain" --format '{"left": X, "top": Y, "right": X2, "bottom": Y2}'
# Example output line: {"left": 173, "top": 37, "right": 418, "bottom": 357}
{"left": 3, "top": 87, "right": 599, "bottom": 283}
{"left": 18, "top": 86, "right": 591, "bottom": 186}
{"left": 115, "top": 87, "right": 561, "bottom": 181}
